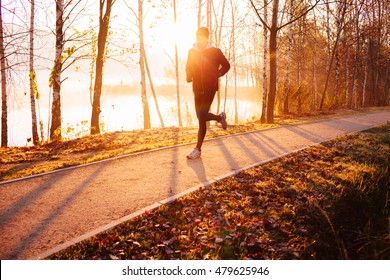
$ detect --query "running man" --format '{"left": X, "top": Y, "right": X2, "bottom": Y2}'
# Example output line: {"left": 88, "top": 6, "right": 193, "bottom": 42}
{"left": 185, "top": 27, "right": 230, "bottom": 159}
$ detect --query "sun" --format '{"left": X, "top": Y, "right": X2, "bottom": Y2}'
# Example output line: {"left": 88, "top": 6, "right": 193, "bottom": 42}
{"left": 154, "top": 15, "right": 197, "bottom": 57}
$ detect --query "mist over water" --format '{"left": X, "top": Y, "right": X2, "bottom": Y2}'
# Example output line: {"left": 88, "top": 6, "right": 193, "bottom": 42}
{"left": 7, "top": 85, "right": 262, "bottom": 147}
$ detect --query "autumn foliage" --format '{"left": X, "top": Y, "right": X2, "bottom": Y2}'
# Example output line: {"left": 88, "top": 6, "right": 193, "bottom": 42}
{"left": 48, "top": 124, "right": 389, "bottom": 260}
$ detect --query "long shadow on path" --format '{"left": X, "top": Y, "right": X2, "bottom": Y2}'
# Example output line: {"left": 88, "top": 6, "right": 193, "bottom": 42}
{"left": 1, "top": 162, "right": 110, "bottom": 259}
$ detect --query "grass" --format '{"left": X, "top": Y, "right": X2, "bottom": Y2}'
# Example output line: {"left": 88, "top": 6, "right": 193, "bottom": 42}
{"left": 45, "top": 123, "right": 389, "bottom": 260}
{"left": 0, "top": 107, "right": 386, "bottom": 182}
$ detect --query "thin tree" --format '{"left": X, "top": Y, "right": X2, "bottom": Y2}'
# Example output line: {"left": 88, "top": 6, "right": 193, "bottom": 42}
{"left": 283, "top": 0, "right": 294, "bottom": 114}
{"left": 311, "top": 9, "right": 319, "bottom": 109}
{"left": 319, "top": 0, "right": 347, "bottom": 110}
{"left": 143, "top": 45, "right": 164, "bottom": 128}
{"left": 126, "top": 0, "right": 163, "bottom": 129}
{"left": 50, "top": 0, "right": 90, "bottom": 141}
{"left": 91, "top": 0, "right": 116, "bottom": 135}
{"left": 296, "top": 13, "right": 306, "bottom": 114}
{"left": 0, "top": 1, "right": 7, "bottom": 147}
{"left": 49, "top": 0, "right": 65, "bottom": 141}
{"left": 127, "top": 1, "right": 164, "bottom": 128}
{"left": 250, "top": 0, "right": 319, "bottom": 123}
{"left": 197, "top": 0, "right": 202, "bottom": 28}
{"left": 207, "top": 0, "right": 212, "bottom": 29}
{"left": 230, "top": 0, "right": 238, "bottom": 124}
{"left": 29, "top": 0, "right": 39, "bottom": 145}
{"left": 138, "top": 0, "right": 151, "bottom": 129}
{"left": 173, "top": 0, "right": 182, "bottom": 127}
{"left": 260, "top": 0, "right": 268, "bottom": 123}
{"left": 351, "top": 0, "right": 363, "bottom": 108}
{"left": 214, "top": 0, "right": 226, "bottom": 113}
{"left": 367, "top": 0, "right": 386, "bottom": 106}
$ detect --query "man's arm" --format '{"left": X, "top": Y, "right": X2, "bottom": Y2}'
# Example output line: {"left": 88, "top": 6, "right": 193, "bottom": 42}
{"left": 186, "top": 50, "right": 193, "bottom": 82}
{"left": 217, "top": 49, "right": 230, "bottom": 77}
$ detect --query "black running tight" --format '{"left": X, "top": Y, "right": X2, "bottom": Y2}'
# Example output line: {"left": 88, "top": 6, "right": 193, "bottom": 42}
{"left": 194, "top": 91, "right": 222, "bottom": 150}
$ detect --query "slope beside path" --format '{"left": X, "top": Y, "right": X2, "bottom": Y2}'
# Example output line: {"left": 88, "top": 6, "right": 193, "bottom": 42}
{"left": 0, "top": 110, "right": 389, "bottom": 260}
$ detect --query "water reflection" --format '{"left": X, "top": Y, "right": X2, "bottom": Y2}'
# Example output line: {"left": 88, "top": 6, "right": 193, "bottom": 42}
{"left": 8, "top": 90, "right": 262, "bottom": 147}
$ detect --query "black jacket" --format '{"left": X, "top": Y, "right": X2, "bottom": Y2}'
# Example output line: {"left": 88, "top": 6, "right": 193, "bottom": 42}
{"left": 186, "top": 43, "right": 230, "bottom": 94}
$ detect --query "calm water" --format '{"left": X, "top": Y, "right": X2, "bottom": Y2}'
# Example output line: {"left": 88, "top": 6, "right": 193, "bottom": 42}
{"left": 7, "top": 92, "right": 262, "bottom": 147}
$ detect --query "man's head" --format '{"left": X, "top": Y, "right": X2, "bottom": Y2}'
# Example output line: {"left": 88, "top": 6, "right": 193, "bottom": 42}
{"left": 196, "top": 27, "right": 209, "bottom": 37}
{"left": 196, "top": 27, "right": 209, "bottom": 49}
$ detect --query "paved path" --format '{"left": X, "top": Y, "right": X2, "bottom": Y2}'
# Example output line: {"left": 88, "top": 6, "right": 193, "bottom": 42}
{"left": 0, "top": 110, "right": 389, "bottom": 260}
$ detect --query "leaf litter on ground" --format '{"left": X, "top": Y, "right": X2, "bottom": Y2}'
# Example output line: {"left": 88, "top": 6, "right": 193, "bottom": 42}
{"left": 48, "top": 123, "right": 390, "bottom": 260}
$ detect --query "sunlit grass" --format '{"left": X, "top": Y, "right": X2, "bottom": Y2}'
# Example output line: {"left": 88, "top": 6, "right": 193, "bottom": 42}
{"left": 47, "top": 123, "right": 389, "bottom": 260}
{"left": 1, "top": 107, "right": 388, "bottom": 182}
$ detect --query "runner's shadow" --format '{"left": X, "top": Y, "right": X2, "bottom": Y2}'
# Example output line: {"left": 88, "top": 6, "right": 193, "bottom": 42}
{"left": 3, "top": 161, "right": 110, "bottom": 259}
{"left": 186, "top": 158, "right": 209, "bottom": 185}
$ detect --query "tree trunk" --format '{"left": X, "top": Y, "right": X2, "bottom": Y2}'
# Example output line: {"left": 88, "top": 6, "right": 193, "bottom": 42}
{"left": 0, "top": 3, "right": 7, "bottom": 147}
{"left": 29, "top": 0, "right": 39, "bottom": 145}
{"left": 372, "top": 0, "right": 383, "bottom": 105}
{"left": 333, "top": 47, "right": 340, "bottom": 107}
{"left": 363, "top": 62, "right": 368, "bottom": 106}
{"left": 143, "top": 45, "right": 164, "bottom": 127}
{"left": 173, "top": 0, "right": 182, "bottom": 127}
{"left": 283, "top": 0, "right": 294, "bottom": 115}
{"left": 206, "top": 0, "right": 212, "bottom": 30}
{"left": 351, "top": 0, "right": 360, "bottom": 108}
{"left": 230, "top": 0, "right": 238, "bottom": 124}
{"left": 260, "top": 0, "right": 268, "bottom": 123}
{"left": 267, "top": 0, "right": 279, "bottom": 124}
{"left": 345, "top": 47, "right": 350, "bottom": 107}
{"left": 312, "top": 8, "right": 318, "bottom": 109}
{"left": 197, "top": 0, "right": 202, "bottom": 28}
{"left": 91, "top": 0, "right": 114, "bottom": 134}
{"left": 138, "top": 0, "right": 151, "bottom": 129}
{"left": 216, "top": 0, "right": 226, "bottom": 113}
{"left": 297, "top": 16, "right": 304, "bottom": 114}
{"left": 312, "top": 47, "right": 318, "bottom": 109}
{"left": 50, "top": 0, "right": 64, "bottom": 142}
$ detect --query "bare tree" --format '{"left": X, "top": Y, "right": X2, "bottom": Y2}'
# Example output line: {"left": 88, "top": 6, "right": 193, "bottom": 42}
{"left": 0, "top": 1, "right": 7, "bottom": 146}
{"left": 319, "top": 0, "right": 347, "bottom": 110}
{"left": 49, "top": 0, "right": 91, "bottom": 141}
{"left": 207, "top": 0, "right": 212, "bottom": 29}
{"left": 0, "top": 0, "right": 42, "bottom": 146}
{"left": 90, "top": 0, "right": 116, "bottom": 135}
{"left": 351, "top": 0, "right": 363, "bottom": 108}
{"left": 49, "top": 0, "right": 65, "bottom": 141}
{"left": 260, "top": 0, "right": 268, "bottom": 123}
{"left": 126, "top": 0, "right": 167, "bottom": 129}
{"left": 214, "top": 0, "right": 226, "bottom": 115}
{"left": 137, "top": 0, "right": 151, "bottom": 129}
{"left": 173, "top": 0, "right": 182, "bottom": 127}
{"left": 282, "top": 0, "right": 294, "bottom": 114}
{"left": 250, "top": 0, "right": 319, "bottom": 123}
{"left": 230, "top": 0, "right": 238, "bottom": 124}
{"left": 197, "top": 0, "right": 202, "bottom": 28}
{"left": 144, "top": 44, "right": 164, "bottom": 128}
{"left": 29, "top": 0, "right": 39, "bottom": 145}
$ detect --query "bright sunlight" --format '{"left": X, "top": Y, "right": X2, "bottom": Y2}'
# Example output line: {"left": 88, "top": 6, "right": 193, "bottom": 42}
{"left": 154, "top": 15, "right": 198, "bottom": 57}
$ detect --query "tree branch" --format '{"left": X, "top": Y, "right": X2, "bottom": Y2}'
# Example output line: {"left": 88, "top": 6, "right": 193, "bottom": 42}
{"left": 249, "top": 0, "right": 271, "bottom": 31}
{"left": 278, "top": 0, "right": 320, "bottom": 30}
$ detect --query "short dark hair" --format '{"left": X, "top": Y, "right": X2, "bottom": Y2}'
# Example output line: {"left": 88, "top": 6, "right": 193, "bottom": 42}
{"left": 196, "top": 27, "right": 209, "bottom": 37}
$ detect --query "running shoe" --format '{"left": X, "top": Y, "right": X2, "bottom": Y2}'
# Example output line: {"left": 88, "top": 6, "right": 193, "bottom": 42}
{"left": 186, "top": 148, "right": 201, "bottom": 159}
{"left": 219, "top": 112, "right": 228, "bottom": 130}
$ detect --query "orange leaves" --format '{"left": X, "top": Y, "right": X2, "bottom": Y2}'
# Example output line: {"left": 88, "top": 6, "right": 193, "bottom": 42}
{"left": 49, "top": 125, "right": 390, "bottom": 260}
